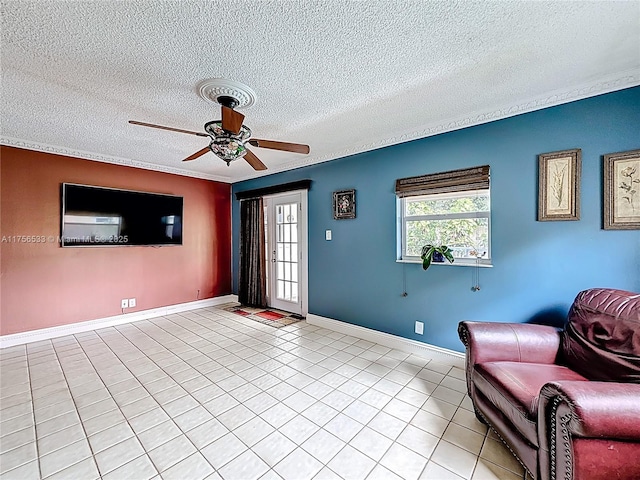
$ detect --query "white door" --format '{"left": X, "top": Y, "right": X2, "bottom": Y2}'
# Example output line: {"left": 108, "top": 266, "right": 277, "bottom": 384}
{"left": 264, "top": 191, "right": 307, "bottom": 316}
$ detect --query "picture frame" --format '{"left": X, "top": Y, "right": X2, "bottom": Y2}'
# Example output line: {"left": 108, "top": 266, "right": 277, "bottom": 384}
{"left": 538, "top": 149, "right": 581, "bottom": 221}
{"left": 603, "top": 149, "right": 640, "bottom": 230}
{"left": 333, "top": 189, "right": 356, "bottom": 219}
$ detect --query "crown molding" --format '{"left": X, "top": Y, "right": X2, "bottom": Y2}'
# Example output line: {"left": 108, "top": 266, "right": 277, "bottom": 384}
{"left": 0, "top": 137, "right": 233, "bottom": 183}
{"left": 3, "top": 71, "right": 638, "bottom": 185}
{"left": 233, "top": 70, "right": 640, "bottom": 182}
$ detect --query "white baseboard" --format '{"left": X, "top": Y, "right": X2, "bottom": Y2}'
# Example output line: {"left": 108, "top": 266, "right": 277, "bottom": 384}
{"left": 1, "top": 297, "right": 464, "bottom": 370}
{"left": 0, "top": 295, "right": 239, "bottom": 349}
{"left": 306, "top": 313, "right": 465, "bottom": 368}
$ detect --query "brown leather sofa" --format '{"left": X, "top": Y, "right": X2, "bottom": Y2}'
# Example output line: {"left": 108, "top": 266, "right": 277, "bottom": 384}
{"left": 458, "top": 288, "right": 640, "bottom": 480}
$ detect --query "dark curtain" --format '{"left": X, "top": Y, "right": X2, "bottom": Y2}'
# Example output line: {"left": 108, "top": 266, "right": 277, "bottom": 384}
{"left": 238, "top": 198, "right": 267, "bottom": 307}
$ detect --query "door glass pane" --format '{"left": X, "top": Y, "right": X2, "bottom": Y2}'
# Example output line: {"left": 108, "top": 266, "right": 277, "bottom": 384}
{"left": 272, "top": 199, "right": 301, "bottom": 307}
{"left": 284, "top": 263, "right": 291, "bottom": 281}
{"left": 277, "top": 261, "right": 284, "bottom": 279}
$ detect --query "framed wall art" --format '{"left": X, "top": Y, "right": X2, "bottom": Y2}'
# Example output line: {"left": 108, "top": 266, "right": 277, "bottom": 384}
{"left": 538, "top": 149, "right": 581, "bottom": 221}
{"left": 333, "top": 189, "right": 356, "bottom": 219}
{"left": 603, "top": 149, "right": 640, "bottom": 230}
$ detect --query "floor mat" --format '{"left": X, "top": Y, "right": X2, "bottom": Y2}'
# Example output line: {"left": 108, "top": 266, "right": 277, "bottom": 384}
{"left": 220, "top": 303, "right": 305, "bottom": 328}
{"left": 256, "top": 310, "right": 285, "bottom": 321}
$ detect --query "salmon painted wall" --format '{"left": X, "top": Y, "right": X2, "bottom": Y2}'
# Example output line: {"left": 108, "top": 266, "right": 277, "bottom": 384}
{"left": 0, "top": 146, "right": 232, "bottom": 335}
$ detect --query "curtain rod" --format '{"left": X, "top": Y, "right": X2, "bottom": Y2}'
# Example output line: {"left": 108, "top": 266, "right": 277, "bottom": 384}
{"left": 235, "top": 180, "right": 312, "bottom": 200}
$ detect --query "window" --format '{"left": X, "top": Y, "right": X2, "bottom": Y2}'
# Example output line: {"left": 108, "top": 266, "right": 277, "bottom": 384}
{"left": 396, "top": 165, "right": 491, "bottom": 266}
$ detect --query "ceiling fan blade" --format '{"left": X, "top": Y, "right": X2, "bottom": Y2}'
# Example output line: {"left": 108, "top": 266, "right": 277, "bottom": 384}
{"left": 129, "top": 120, "right": 208, "bottom": 137}
{"left": 182, "top": 147, "right": 210, "bottom": 162}
{"left": 221, "top": 106, "right": 245, "bottom": 134}
{"left": 248, "top": 139, "right": 310, "bottom": 154}
{"left": 244, "top": 149, "right": 268, "bottom": 171}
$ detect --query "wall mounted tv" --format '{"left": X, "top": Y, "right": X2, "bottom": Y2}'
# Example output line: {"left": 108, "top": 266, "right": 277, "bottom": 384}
{"left": 61, "top": 183, "right": 183, "bottom": 247}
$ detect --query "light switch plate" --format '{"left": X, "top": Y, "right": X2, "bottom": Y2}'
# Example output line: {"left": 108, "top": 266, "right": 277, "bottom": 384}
{"left": 325, "top": 230, "right": 332, "bottom": 241}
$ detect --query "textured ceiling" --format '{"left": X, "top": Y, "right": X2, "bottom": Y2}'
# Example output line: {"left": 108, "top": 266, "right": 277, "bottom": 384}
{"left": 1, "top": 1, "right": 639, "bottom": 183}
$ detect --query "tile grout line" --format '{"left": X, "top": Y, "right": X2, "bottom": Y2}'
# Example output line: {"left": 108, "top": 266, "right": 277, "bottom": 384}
{"left": 47, "top": 336, "right": 102, "bottom": 479}
{"left": 99, "top": 311, "right": 295, "bottom": 475}
{"left": 131, "top": 311, "right": 313, "bottom": 476}
{"left": 131, "top": 312, "right": 350, "bottom": 476}
{"left": 28, "top": 344, "right": 45, "bottom": 480}
{"left": 142, "top": 311, "right": 396, "bottom": 476}
{"left": 2, "top": 306, "right": 525, "bottom": 480}
{"left": 27, "top": 348, "right": 50, "bottom": 421}
{"left": 13, "top": 318, "right": 485, "bottom": 480}
{"left": 6, "top": 345, "right": 38, "bottom": 478}
{"left": 90, "top": 322, "right": 206, "bottom": 476}
{"left": 148, "top": 312, "right": 336, "bottom": 475}
{"left": 67, "top": 328, "right": 168, "bottom": 477}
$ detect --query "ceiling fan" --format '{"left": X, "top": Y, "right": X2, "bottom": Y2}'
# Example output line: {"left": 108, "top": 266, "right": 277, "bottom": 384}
{"left": 128, "top": 82, "right": 309, "bottom": 171}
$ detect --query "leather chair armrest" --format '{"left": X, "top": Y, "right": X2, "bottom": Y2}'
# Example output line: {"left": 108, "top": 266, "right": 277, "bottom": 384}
{"left": 538, "top": 381, "right": 640, "bottom": 480}
{"left": 458, "top": 321, "right": 561, "bottom": 365}
{"left": 539, "top": 381, "right": 640, "bottom": 439}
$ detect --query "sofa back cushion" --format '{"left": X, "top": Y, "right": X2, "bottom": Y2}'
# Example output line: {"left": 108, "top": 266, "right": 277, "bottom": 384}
{"left": 562, "top": 288, "right": 640, "bottom": 382}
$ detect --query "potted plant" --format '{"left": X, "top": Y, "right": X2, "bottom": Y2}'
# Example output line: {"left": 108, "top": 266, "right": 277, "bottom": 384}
{"left": 421, "top": 244, "right": 454, "bottom": 270}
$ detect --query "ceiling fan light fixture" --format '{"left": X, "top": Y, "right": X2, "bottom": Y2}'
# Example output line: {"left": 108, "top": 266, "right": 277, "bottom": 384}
{"left": 204, "top": 121, "right": 251, "bottom": 140}
{"left": 204, "top": 121, "right": 252, "bottom": 165}
{"left": 209, "top": 138, "right": 247, "bottom": 164}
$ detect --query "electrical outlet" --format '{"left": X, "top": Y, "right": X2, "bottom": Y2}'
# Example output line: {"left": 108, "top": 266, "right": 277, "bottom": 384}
{"left": 128, "top": 298, "right": 136, "bottom": 308}
{"left": 415, "top": 321, "right": 424, "bottom": 335}
{"left": 121, "top": 299, "right": 129, "bottom": 309}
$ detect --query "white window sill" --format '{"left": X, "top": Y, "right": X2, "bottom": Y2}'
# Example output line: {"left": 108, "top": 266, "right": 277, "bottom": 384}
{"left": 396, "top": 258, "right": 493, "bottom": 268}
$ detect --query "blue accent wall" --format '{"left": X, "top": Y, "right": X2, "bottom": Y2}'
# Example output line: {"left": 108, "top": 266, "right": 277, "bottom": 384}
{"left": 232, "top": 87, "right": 640, "bottom": 352}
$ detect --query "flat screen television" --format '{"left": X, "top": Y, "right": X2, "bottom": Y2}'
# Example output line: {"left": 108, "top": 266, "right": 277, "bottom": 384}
{"left": 61, "top": 183, "right": 183, "bottom": 247}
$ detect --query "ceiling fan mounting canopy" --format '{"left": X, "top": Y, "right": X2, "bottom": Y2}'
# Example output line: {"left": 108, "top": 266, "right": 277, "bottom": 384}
{"left": 216, "top": 95, "right": 239, "bottom": 109}
{"left": 197, "top": 78, "right": 256, "bottom": 109}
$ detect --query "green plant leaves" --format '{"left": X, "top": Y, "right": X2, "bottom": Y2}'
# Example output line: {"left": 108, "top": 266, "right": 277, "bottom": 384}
{"left": 420, "top": 244, "right": 454, "bottom": 271}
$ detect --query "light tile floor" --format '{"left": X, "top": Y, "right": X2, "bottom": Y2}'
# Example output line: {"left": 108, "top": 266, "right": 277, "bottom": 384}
{"left": 0, "top": 307, "right": 530, "bottom": 480}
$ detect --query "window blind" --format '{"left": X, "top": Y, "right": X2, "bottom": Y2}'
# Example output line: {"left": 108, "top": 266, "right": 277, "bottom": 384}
{"left": 395, "top": 165, "right": 490, "bottom": 197}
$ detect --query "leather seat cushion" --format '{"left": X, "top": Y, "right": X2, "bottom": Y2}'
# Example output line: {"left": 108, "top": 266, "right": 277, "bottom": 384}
{"left": 473, "top": 361, "right": 588, "bottom": 446}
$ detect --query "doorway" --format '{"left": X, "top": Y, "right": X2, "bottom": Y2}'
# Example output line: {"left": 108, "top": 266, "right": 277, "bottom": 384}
{"left": 263, "top": 190, "right": 308, "bottom": 316}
